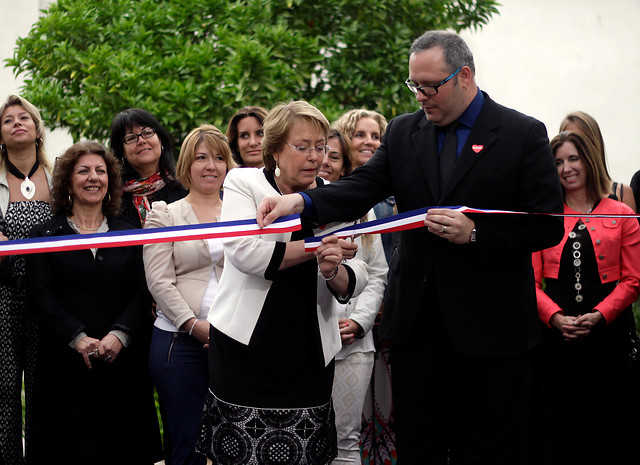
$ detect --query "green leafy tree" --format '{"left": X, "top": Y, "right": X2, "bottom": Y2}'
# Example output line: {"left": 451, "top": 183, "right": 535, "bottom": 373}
{"left": 6, "top": 0, "right": 499, "bottom": 145}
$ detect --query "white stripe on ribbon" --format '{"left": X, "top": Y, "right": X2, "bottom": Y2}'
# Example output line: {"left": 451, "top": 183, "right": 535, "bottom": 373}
{"left": 304, "top": 205, "right": 640, "bottom": 251}
{"left": 0, "top": 214, "right": 301, "bottom": 256}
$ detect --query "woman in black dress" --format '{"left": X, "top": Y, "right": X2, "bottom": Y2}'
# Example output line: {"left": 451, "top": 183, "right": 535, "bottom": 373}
{"left": 0, "top": 94, "right": 52, "bottom": 465}
{"left": 533, "top": 131, "right": 640, "bottom": 465}
{"left": 26, "top": 142, "right": 162, "bottom": 464}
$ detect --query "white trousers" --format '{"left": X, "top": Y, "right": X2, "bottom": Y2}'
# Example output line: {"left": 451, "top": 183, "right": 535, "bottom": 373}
{"left": 331, "top": 351, "right": 375, "bottom": 464}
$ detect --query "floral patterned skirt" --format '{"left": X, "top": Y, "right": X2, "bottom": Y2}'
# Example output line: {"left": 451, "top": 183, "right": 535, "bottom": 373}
{"left": 196, "top": 389, "right": 337, "bottom": 465}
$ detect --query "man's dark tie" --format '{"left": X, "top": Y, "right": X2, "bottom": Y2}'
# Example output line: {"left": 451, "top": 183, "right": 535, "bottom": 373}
{"left": 439, "top": 121, "right": 460, "bottom": 189}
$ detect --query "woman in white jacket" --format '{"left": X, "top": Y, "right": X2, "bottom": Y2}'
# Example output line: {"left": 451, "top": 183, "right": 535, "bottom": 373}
{"left": 197, "top": 101, "right": 368, "bottom": 465}
{"left": 321, "top": 129, "right": 388, "bottom": 464}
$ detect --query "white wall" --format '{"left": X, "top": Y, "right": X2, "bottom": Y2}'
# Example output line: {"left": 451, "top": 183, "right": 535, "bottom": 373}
{"left": 461, "top": 0, "right": 640, "bottom": 185}
{"left": 2, "top": 0, "right": 639, "bottom": 182}
{"left": 0, "top": 0, "right": 72, "bottom": 161}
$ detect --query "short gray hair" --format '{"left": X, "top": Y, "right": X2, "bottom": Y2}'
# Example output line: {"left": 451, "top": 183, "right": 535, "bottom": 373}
{"left": 410, "top": 30, "right": 475, "bottom": 75}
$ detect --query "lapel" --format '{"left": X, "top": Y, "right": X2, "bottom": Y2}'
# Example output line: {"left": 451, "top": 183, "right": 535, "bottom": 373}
{"left": 413, "top": 116, "right": 441, "bottom": 204}
{"left": 441, "top": 95, "right": 501, "bottom": 201}
{"left": 177, "top": 199, "right": 210, "bottom": 254}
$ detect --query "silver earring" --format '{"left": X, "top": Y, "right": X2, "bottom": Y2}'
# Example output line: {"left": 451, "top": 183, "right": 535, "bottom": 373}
{"left": 274, "top": 162, "right": 281, "bottom": 177}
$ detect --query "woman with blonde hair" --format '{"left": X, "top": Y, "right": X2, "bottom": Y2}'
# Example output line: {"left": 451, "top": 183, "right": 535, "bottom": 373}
{"left": 144, "top": 124, "right": 235, "bottom": 465}
{"left": 332, "top": 109, "right": 387, "bottom": 172}
{"left": 0, "top": 94, "right": 53, "bottom": 464}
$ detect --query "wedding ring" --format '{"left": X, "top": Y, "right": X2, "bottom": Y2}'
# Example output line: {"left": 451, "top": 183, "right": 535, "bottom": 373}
{"left": 442, "top": 226, "right": 447, "bottom": 233}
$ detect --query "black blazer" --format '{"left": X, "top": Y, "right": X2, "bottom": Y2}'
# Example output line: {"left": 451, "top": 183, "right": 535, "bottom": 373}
{"left": 306, "top": 93, "right": 564, "bottom": 358}
{"left": 25, "top": 214, "right": 162, "bottom": 461}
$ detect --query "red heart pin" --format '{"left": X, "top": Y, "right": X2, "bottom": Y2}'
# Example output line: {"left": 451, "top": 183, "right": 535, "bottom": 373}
{"left": 472, "top": 144, "right": 484, "bottom": 153}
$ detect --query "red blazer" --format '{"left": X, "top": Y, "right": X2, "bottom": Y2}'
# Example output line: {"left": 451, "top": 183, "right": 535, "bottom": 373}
{"left": 532, "top": 198, "right": 640, "bottom": 326}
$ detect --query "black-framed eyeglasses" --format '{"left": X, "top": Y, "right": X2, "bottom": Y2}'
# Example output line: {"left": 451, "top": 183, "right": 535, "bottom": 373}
{"left": 123, "top": 127, "right": 156, "bottom": 145}
{"left": 286, "top": 143, "right": 331, "bottom": 155}
{"left": 405, "top": 67, "right": 462, "bottom": 97}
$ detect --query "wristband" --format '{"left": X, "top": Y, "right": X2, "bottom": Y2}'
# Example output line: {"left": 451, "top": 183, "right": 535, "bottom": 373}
{"left": 322, "top": 266, "right": 339, "bottom": 281}
{"left": 188, "top": 319, "right": 198, "bottom": 336}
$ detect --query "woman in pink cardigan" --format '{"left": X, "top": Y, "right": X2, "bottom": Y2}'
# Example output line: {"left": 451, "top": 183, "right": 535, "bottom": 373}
{"left": 532, "top": 130, "right": 640, "bottom": 465}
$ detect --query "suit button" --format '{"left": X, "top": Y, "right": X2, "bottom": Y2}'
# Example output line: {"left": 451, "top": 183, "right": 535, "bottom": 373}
{"left": 598, "top": 255, "right": 604, "bottom": 260}
{"left": 612, "top": 220, "right": 617, "bottom": 225}
{"left": 596, "top": 239, "right": 601, "bottom": 245}
{"left": 97, "top": 255, "right": 104, "bottom": 261}
{"left": 603, "top": 274, "right": 607, "bottom": 279}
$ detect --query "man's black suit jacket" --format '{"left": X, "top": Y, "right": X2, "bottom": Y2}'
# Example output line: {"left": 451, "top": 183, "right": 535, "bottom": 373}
{"left": 306, "top": 93, "right": 564, "bottom": 358}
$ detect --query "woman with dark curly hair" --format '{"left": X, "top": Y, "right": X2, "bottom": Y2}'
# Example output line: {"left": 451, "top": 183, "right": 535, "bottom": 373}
{"left": 109, "top": 108, "right": 187, "bottom": 227}
{"left": 25, "top": 141, "right": 162, "bottom": 464}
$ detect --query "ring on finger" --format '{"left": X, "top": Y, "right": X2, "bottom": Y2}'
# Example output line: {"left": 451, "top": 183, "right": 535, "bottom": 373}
{"left": 442, "top": 225, "right": 447, "bottom": 233}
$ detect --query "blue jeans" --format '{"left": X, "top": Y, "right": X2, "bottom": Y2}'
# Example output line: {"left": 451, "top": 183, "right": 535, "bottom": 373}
{"left": 149, "top": 327, "right": 208, "bottom": 465}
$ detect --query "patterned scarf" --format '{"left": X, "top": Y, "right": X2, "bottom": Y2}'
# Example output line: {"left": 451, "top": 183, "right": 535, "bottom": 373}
{"left": 122, "top": 171, "right": 166, "bottom": 226}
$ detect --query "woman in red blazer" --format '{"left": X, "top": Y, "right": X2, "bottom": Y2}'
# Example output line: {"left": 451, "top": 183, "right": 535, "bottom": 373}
{"left": 532, "top": 130, "right": 640, "bottom": 465}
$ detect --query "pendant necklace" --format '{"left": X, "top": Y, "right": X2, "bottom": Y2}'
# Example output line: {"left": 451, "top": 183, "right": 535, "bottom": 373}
{"left": 7, "top": 159, "right": 39, "bottom": 200}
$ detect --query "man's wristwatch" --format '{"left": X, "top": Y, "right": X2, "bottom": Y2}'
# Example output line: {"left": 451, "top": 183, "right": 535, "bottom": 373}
{"left": 469, "top": 228, "right": 477, "bottom": 243}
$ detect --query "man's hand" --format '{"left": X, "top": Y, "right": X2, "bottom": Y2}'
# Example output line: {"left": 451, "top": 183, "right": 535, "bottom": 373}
{"left": 257, "top": 194, "right": 305, "bottom": 228}
{"left": 424, "top": 208, "right": 475, "bottom": 244}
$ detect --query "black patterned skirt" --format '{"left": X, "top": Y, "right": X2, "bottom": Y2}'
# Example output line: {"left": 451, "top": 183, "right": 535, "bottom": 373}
{"left": 196, "top": 389, "right": 337, "bottom": 465}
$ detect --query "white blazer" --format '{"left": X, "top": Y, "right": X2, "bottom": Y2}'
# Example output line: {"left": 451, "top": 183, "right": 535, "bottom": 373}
{"left": 143, "top": 198, "right": 224, "bottom": 331}
{"left": 335, "top": 209, "right": 388, "bottom": 360}
{"left": 208, "top": 168, "right": 368, "bottom": 366}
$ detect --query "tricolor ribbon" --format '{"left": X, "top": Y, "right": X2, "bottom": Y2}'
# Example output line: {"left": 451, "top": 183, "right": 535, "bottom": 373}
{"left": 304, "top": 205, "right": 640, "bottom": 251}
{"left": 0, "top": 214, "right": 301, "bottom": 256}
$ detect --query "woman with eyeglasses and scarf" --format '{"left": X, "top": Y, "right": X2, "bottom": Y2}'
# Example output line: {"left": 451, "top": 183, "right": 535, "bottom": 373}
{"left": 109, "top": 108, "right": 187, "bottom": 228}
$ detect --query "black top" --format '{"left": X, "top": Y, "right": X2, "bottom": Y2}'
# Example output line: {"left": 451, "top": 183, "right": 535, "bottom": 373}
{"left": 209, "top": 171, "right": 355, "bottom": 409}
{"left": 25, "top": 214, "right": 162, "bottom": 462}
{"left": 544, "top": 219, "right": 634, "bottom": 355}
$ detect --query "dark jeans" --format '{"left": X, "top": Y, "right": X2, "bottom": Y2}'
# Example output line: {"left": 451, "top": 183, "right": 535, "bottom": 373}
{"left": 149, "top": 327, "right": 208, "bottom": 465}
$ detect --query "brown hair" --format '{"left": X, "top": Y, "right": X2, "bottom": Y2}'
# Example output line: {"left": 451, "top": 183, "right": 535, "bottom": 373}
{"left": 51, "top": 141, "right": 122, "bottom": 216}
{"left": 176, "top": 124, "right": 236, "bottom": 190}
{"left": 550, "top": 131, "right": 610, "bottom": 201}
{"left": 327, "top": 128, "right": 353, "bottom": 178}
{"left": 225, "top": 106, "right": 268, "bottom": 166}
{"left": 558, "top": 111, "right": 609, "bottom": 178}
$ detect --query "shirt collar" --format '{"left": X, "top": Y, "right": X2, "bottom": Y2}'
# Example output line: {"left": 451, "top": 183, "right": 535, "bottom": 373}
{"left": 457, "top": 88, "right": 485, "bottom": 129}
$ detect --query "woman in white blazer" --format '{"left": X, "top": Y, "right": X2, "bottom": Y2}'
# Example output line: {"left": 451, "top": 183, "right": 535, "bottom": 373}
{"left": 321, "top": 129, "right": 389, "bottom": 464}
{"left": 196, "top": 101, "right": 368, "bottom": 465}
{"left": 143, "top": 125, "right": 235, "bottom": 465}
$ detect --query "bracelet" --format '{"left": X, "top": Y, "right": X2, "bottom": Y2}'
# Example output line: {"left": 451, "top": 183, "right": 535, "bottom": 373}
{"left": 322, "top": 266, "right": 339, "bottom": 281}
{"left": 188, "top": 319, "right": 198, "bottom": 336}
